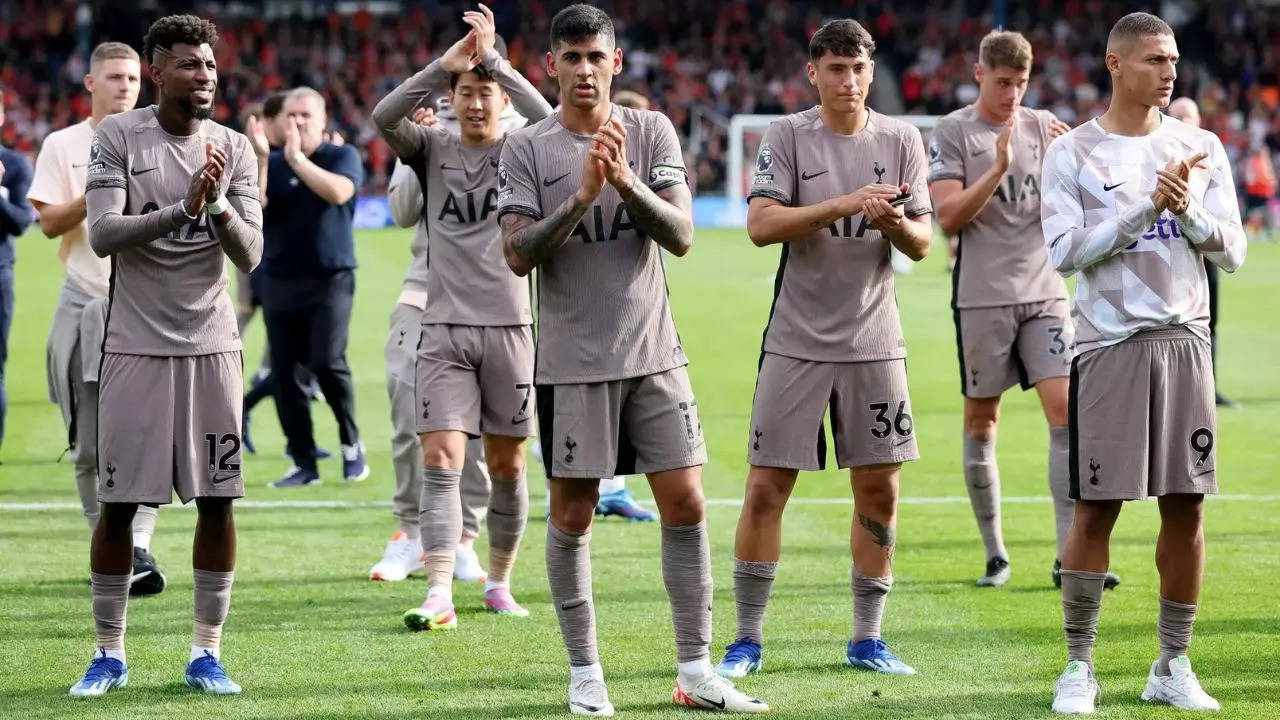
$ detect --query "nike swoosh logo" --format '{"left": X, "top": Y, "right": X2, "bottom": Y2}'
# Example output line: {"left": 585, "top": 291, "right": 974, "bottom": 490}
{"left": 971, "top": 147, "right": 988, "bottom": 156}
{"left": 440, "top": 164, "right": 465, "bottom": 171}
{"left": 1193, "top": 467, "right": 1214, "bottom": 478}
{"left": 131, "top": 570, "right": 152, "bottom": 583}
{"left": 570, "top": 702, "right": 602, "bottom": 713}
{"left": 212, "top": 472, "right": 241, "bottom": 484}
{"left": 801, "top": 170, "right": 828, "bottom": 180}
{"left": 893, "top": 436, "right": 913, "bottom": 448}
{"left": 696, "top": 695, "right": 726, "bottom": 710}
{"left": 130, "top": 167, "right": 157, "bottom": 176}
{"left": 543, "top": 173, "right": 570, "bottom": 187}
{"left": 1103, "top": 182, "right": 1125, "bottom": 191}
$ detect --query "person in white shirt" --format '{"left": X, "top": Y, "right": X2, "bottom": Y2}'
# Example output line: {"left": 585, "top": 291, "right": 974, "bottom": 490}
{"left": 1040, "top": 13, "right": 1246, "bottom": 715}
{"left": 28, "top": 41, "right": 168, "bottom": 596}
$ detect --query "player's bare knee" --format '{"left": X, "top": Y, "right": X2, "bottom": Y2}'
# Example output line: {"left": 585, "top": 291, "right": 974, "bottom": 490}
{"left": 488, "top": 457, "right": 525, "bottom": 479}
{"left": 1073, "top": 499, "right": 1122, "bottom": 536}
{"left": 965, "top": 419, "right": 997, "bottom": 441}
{"left": 656, "top": 484, "right": 705, "bottom": 526}
{"left": 195, "top": 497, "right": 234, "bottom": 520}
{"left": 554, "top": 499, "right": 597, "bottom": 534}
{"left": 420, "top": 437, "right": 463, "bottom": 469}
{"left": 1158, "top": 494, "right": 1205, "bottom": 529}
{"left": 483, "top": 436, "right": 527, "bottom": 478}
{"left": 851, "top": 464, "right": 901, "bottom": 516}
{"left": 743, "top": 479, "right": 789, "bottom": 521}
{"left": 963, "top": 398, "right": 1000, "bottom": 439}
{"left": 99, "top": 502, "right": 139, "bottom": 529}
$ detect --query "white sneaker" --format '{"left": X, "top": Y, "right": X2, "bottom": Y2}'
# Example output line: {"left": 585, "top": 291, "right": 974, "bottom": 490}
{"left": 673, "top": 672, "right": 769, "bottom": 713}
{"left": 1053, "top": 660, "right": 1100, "bottom": 714}
{"left": 569, "top": 676, "right": 615, "bottom": 716}
{"left": 454, "top": 545, "right": 487, "bottom": 583}
{"left": 1141, "top": 656, "right": 1220, "bottom": 711}
{"left": 369, "top": 531, "right": 423, "bottom": 582}
{"left": 976, "top": 557, "right": 1011, "bottom": 587}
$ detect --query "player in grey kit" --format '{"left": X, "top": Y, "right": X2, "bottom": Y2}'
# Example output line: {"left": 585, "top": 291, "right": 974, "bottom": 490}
{"left": 928, "top": 30, "right": 1119, "bottom": 591}
{"left": 70, "top": 15, "right": 261, "bottom": 697}
{"left": 498, "top": 4, "right": 766, "bottom": 715}
{"left": 718, "top": 19, "right": 933, "bottom": 682}
{"left": 371, "top": 115, "right": 495, "bottom": 585}
{"left": 373, "top": 4, "right": 550, "bottom": 627}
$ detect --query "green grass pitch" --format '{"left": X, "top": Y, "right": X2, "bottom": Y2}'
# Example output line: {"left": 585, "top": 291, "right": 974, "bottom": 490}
{"left": 1, "top": 227, "right": 1278, "bottom": 719}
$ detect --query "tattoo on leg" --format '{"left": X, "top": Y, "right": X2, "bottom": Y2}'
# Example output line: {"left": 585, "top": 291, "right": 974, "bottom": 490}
{"left": 858, "top": 514, "right": 896, "bottom": 556}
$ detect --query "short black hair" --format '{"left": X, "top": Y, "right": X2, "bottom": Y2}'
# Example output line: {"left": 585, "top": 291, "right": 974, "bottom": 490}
{"left": 143, "top": 14, "right": 218, "bottom": 65}
{"left": 809, "top": 19, "right": 876, "bottom": 62}
{"left": 449, "top": 64, "right": 496, "bottom": 90}
{"left": 1107, "top": 12, "right": 1174, "bottom": 53}
{"left": 262, "top": 90, "right": 288, "bottom": 119}
{"left": 549, "top": 4, "right": 615, "bottom": 51}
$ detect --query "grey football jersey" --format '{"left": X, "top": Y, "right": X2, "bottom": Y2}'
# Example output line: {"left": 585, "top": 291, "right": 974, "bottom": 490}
{"left": 415, "top": 130, "right": 530, "bottom": 326}
{"left": 372, "top": 51, "right": 550, "bottom": 326}
{"left": 85, "top": 107, "right": 261, "bottom": 356}
{"left": 749, "top": 107, "right": 932, "bottom": 363}
{"left": 929, "top": 105, "right": 1066, "bottom": 308}
{"left": 390, "top": 79, "right": 534, "bottom": 298}
{"left": 497, "top": 105, "right": 690, "bottom": 384}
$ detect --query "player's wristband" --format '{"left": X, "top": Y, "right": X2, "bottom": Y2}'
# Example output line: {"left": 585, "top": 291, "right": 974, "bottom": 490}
{"left": 206, "top": 194, "right": 229, "bottom": 216}
{"left": 178, "top": 201, "right": 199, "bottom": 223}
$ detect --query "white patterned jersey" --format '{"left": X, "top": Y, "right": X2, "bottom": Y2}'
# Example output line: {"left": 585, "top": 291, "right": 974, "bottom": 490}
{"left": 1040, "top": 115, "right": 1246, "bottom": 354}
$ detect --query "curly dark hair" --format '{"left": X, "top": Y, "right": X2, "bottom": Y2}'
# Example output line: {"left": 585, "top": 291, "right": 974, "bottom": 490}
{"left": 143, "top": 14, "right": 218, "bottom": 64}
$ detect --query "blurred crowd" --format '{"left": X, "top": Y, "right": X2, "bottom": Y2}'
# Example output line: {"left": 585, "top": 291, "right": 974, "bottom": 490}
{"left": 3, "top": 0, "right": 1280, "bottom": 201}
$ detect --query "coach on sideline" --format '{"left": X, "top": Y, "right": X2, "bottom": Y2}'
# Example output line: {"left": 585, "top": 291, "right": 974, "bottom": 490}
{"left": 250, "top": 86, "right": 369, "bottom": 487}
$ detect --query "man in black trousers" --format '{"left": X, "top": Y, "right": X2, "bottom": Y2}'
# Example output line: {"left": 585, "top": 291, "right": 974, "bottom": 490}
{"left": 248, "top": 86, "right": 369, "bottom": 486}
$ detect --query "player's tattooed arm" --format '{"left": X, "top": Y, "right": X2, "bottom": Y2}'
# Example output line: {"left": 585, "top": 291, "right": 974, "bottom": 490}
{"left": 591, "top": 120, "right": 693, "bottom": 256}
{"left": 618, "top": 179, "right": 694, "bottom": 257}
{"left": 858, "top": 514, "right": 896, "bottom": 558}
{"left": 500, "top": 196, "right": 590, "bottom": 276}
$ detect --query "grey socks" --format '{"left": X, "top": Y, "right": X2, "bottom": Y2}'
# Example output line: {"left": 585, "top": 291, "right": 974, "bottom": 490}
{"left": 660, "top": 523, "right": 713, "bottom": 663}
{"left": 732, "top": 558, "right": 777, "bottom": 644}
{"left": 1157, "top": 597, "right": 1197, "bottom": 675}
{"left": 1061, "top": 569, "right": 1107, "bottom": 667}
{"left": 1048, "top": 427, "right": 1074, "bottom": 560}
{"left": 90, "top": 572, "right": 130, "bottom": 650}
{"left": 420, "top": 467, "right": 463, "bottom": 589}
{"left": 546, "top": 522, "right": 598, "bottom": 667}
{"left": 963, "top": 433, "right": 1006, "bottom": 561}
{"left": 486, "top": 474, "right": 529, "bottom": 584}
{"left": 851, "top": 566, "right": 893, "bottom": 643}
{"left": 193, "top": 569, "right": 234, "bottom": 653}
